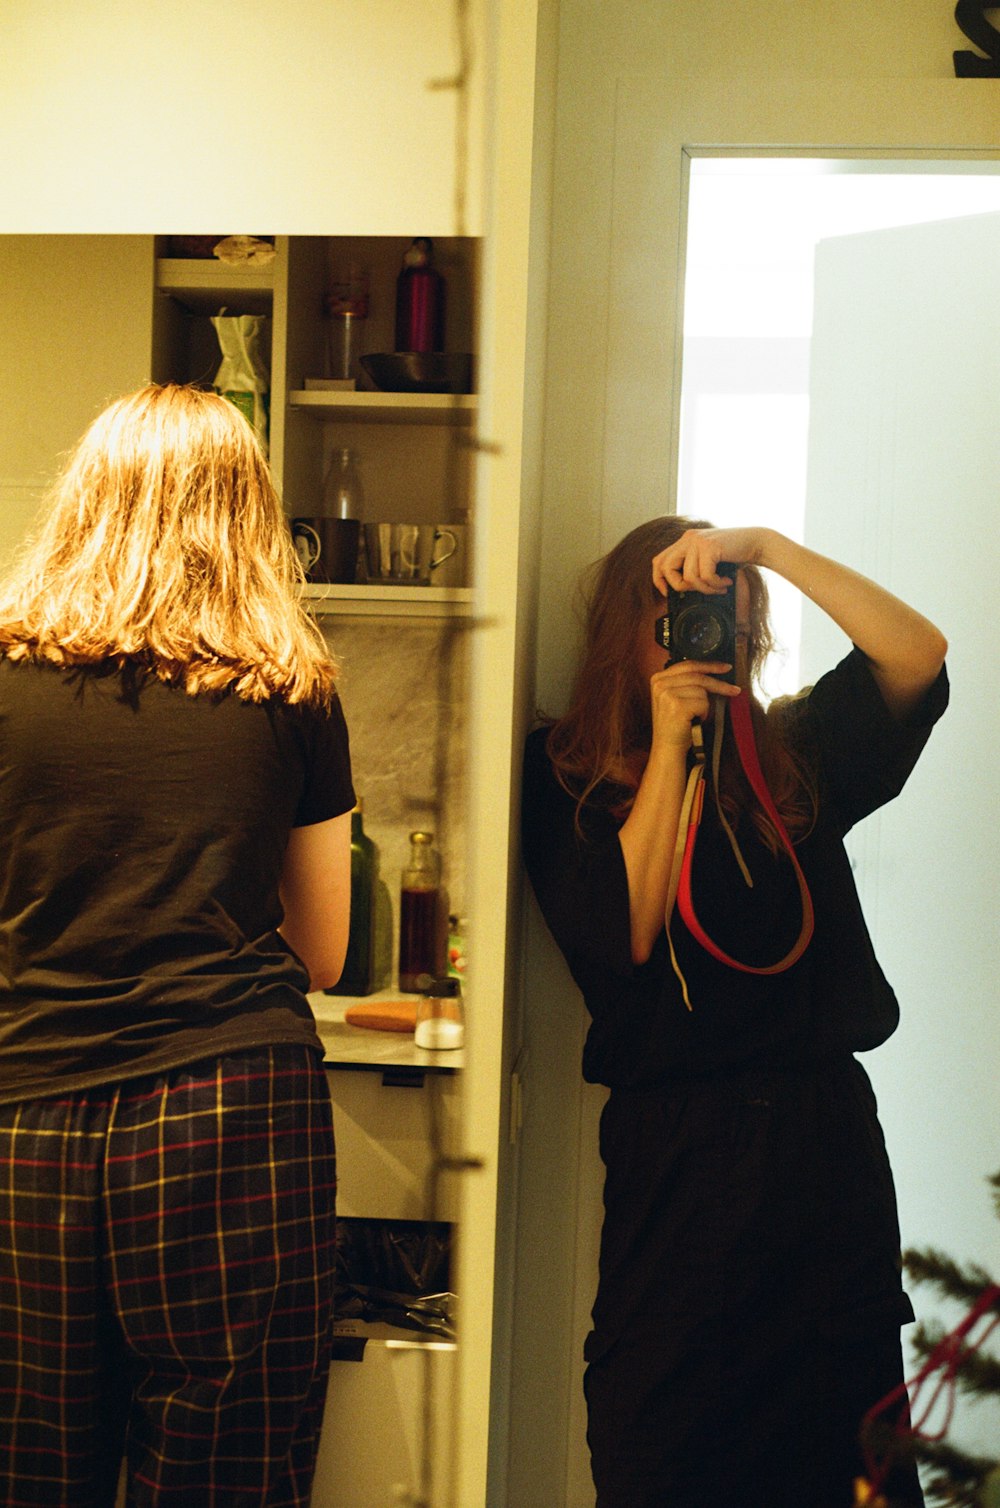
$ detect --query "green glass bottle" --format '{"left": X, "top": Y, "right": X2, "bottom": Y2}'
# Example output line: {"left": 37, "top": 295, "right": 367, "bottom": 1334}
{"left": 330, "top": 799, "right": 376, "bottom": 996}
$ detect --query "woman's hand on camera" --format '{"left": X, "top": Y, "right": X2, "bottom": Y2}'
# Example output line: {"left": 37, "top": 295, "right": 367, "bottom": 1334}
{"left": 648, "top": 660, "right": 740, "bottom": 751}
{"left": 622, "top": 659, "right": 740, "bottom": 965}
{"left": 652, "top": 526, "right": 767, "bottom": 596}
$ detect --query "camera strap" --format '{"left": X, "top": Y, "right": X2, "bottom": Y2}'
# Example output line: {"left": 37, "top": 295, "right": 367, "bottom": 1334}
{"left": 664, "top": 689, "right": 814, "bottom": 1009}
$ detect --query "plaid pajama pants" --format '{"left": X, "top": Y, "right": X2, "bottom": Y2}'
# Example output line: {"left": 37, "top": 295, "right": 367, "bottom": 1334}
{"left": 0, "top": 1044, "right": 338, "bottom": 1508}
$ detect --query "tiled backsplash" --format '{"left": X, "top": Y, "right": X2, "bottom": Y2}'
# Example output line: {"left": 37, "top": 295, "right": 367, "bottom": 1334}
{"left": 322, "top": 617, "right": 468, "bottom": 988}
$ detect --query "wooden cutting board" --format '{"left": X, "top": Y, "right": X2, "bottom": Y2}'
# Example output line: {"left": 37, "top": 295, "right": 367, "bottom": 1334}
{"left": 343, "top": 1000, "right": 418, "bottom": 1033}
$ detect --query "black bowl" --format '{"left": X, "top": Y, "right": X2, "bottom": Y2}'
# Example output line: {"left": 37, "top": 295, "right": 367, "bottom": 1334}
{"left": 358, "top": 352, "right": 474, "bottom": 394}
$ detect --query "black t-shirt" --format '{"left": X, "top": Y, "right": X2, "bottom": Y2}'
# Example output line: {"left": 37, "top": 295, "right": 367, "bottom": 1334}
{"left": 522, "top": 648, "right": 949, "bottom": 1088}
{"left": 0, "top": 658, "right": 355, "bottom": 1103}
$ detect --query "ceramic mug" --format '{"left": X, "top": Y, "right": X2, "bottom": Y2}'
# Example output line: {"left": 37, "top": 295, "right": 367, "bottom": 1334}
{"left": 428, "top": 523, "right": 468, "bottom": 587}
{"left": 292, "top": 517, "right": 360, "bottom": 583}
{"left": 363, "top": 523, "right": 456, "bottom": 585}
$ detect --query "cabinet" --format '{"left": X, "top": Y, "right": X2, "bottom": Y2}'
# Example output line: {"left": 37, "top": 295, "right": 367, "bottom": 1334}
{"left": 151, "top": 234, "right": 479, "bottom": 619}
{"left": 312, "top": 997, "right": 462, "bottom": 1507}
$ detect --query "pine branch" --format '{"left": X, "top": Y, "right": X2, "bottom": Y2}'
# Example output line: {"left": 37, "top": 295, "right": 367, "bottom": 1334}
{"left": 912, "top": 1435, "right": 998, "bottom": 1507}
{"left": 990, "top": 1170, "right": 1000, "bottom": 1224}
{"left": 903, "top": 1247, "right": 998, "bottom": 1308}
{"left": 909, "top": 1319, "right": 1000, "bottom": 1397}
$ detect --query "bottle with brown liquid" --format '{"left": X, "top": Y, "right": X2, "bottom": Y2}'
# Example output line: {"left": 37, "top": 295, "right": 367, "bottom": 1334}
{"left": 399, "top": 831, "right": 441, "bottom": 992}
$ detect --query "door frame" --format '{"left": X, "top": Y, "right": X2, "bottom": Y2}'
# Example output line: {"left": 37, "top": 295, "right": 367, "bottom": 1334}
{"left": 602, "top": 78, "right": 1000, "bottom": 551}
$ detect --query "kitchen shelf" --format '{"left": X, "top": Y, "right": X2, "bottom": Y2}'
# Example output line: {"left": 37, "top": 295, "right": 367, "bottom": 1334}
{"left": 301, "top": 583, "right": 473, "bottom": 618}
{"left": 310, "top": 992, "right": 464, "bottom": 1074}
{"left": 155, "top": 256, "right": 276, "bottom": 315}
{"left": 332, "top": 1324, "right": 457, "bottom": 1356}
{"left": 288, "top": 388, "right": 476, "bottom": 426}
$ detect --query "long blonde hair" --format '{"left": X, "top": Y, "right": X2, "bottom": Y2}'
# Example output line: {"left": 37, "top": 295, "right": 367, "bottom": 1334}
{"left": 0, "top": 383, "right": 337, "bottom": 706}
{"left": 546, "top": 516, "right": 817, "bottom": 851}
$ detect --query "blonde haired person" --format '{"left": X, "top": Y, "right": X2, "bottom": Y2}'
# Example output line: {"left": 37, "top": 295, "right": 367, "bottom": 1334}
{"left": 523, "top": 518, "right": 948, "bottom": 1508}
{"left": 0, "top": 385, "right": 353, "bottom": 1505}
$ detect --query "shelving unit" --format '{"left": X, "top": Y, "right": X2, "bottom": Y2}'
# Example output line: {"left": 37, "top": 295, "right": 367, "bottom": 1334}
{"left": 289, "top": 388, "right": 476, "bottom": 425}
{"left": 301, "top": 582, "right": 473, "bottom": 618}
{"left": 315, "top": 985, "right": 461, "bottom": 1496}
{"left": 154, "top": 255, "right": 276, "bottom": 315}
{"left": 150, "top": 236, "right": 477, "bottom": 1505}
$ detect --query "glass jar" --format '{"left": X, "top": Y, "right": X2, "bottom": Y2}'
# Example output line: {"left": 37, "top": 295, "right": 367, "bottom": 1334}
{"left": 399, "top": 831, "right": 441, "bottom": 992}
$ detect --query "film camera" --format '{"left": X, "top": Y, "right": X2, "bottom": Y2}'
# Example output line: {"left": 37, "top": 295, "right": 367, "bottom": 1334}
{"left": 654, "top": 562, "right": 738, "bottom": 681}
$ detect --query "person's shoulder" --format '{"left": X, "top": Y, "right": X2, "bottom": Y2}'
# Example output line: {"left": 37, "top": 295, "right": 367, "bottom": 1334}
{"left": 523, "top": 721, "right": 556, "bottom": 788}
{"left": 524, "top": 721, "right": 552, "bottom": 756}
{"left": 267, "top": 686, "right": 348, "bottom": 726}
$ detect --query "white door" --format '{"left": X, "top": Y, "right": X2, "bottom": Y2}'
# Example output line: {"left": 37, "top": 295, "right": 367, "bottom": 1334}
{"left": 803, "top": 210, "right": 1000, "bottom": 1457}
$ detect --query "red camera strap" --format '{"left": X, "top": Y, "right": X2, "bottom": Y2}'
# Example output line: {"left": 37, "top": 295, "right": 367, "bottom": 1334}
{"left": 664, "top": 690, "right": 814, "bottom": 1009}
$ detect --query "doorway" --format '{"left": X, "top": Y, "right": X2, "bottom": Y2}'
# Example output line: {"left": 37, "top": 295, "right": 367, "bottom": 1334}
{"left": 677, "top": 156, "right": 1000, "bottom": 699}
{"left": 675, "top": 156, "right": 1000, "bottom": 1469}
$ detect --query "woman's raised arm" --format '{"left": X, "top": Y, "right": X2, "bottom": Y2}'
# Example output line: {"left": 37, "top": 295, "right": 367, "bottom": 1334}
{"left": 652, "top": 526, "right": 947, "bottom": 720}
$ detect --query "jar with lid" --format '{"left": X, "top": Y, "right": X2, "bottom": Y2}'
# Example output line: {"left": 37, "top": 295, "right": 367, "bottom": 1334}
{"left": 325, "top": 272, "right": 369, "bottom": 382}
{"left": 399, "top": 831, "right": 441, "bottom": 992}
{"left": 414, "top": 977, "right": 464, "bottom": 1051}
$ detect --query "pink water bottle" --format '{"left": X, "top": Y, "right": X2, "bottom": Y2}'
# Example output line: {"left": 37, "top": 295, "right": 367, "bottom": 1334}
{"left": 395, "top": 238, "right": 445, "bottom": 353}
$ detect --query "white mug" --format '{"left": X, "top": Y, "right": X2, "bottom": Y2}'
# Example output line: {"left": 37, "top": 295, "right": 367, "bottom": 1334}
{"left": 429, "top": 523, "right": 468, "bottom": 587}
{"left": 364, "top": 523, "right": 456, "bottom": 585}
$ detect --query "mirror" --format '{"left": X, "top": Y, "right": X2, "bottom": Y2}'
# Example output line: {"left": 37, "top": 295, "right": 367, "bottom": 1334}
{"left": 678, "top": 156, "right": 1000, "bottom": 697}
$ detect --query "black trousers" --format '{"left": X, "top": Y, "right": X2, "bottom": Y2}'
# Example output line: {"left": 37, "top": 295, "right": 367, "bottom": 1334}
{"left": 584, "top": 1059, "right": 924, "bottom": 1508}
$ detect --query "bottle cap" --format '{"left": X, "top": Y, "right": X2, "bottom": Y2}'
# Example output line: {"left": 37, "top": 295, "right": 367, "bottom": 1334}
{"left": 403, "top": 237, "right": 433, "bottom": 268}
{"left": 419, "top": 975, "right": 460, "bottom": 997}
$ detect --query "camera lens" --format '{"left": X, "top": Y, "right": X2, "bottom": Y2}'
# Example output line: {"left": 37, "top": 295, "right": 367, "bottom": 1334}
{"left": 677, "top": 605, "right": 725, "bottom": 658}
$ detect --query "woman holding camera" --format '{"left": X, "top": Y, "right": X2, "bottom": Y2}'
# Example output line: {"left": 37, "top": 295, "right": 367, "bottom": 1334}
{"left": 522, "top": 518, "right": 948, "bottom": 1508}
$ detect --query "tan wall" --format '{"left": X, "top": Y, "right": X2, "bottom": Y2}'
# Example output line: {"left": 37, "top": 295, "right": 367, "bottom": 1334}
{"left": 0, "top": 236, "right": 154, "bottom": 561}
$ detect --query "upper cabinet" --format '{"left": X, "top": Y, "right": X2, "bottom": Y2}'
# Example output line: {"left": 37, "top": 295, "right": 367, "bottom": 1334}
{"left": 151, "top": 233, "right": 480, "bottom": 617}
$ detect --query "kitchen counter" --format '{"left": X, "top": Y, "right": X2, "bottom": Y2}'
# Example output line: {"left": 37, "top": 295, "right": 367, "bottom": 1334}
{"left": 309, "top": 989, "right": 464, "bottom": 1074}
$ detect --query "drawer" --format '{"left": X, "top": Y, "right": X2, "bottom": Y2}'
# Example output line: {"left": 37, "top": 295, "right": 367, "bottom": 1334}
{"left": 326, "top": 1067, "right": 460, "bottom": 1222}
{"left": 313, "top": 1339, "right": 457, "bottom": 1508}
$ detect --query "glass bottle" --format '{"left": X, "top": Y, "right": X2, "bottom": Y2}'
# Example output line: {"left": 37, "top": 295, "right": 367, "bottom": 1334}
{"left": 399, "top": 831, "right": 441, "bottom": 992}
{"left": 322, "top": 446, "right": 364, "bottom": 521}
{"left": 330, "top": 800, "right": 377, "bottom": 997}
{"left": 395, "top": 237, "right": 445, "bottom": 353}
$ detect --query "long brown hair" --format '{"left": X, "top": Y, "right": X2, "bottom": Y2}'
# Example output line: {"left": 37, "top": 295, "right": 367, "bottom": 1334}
{"left": 0, "top": 383, "right": 337, "bottom": 706}
{"left": 545, "top": 516, "right": 817, "bottom": 851}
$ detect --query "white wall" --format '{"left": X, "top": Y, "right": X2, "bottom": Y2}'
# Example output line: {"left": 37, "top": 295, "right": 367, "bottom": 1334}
{"left": 0, "top": 0, "right": 483, "bottom": 235}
